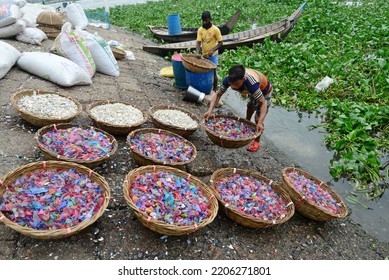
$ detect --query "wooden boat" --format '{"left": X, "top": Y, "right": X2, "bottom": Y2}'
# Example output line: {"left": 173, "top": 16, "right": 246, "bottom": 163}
{"left": 143, "top": 2, "right": 307, "bottom": 57}
{"left": 147, "top": 9, "right": 241, "bottom": 43}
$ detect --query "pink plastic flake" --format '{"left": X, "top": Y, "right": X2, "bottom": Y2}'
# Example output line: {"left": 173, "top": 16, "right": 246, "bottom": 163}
{"left": 0, "top": 168, "right": 104, "bottom": 230}
{"left": 204, "top": 117, "right": 256, "bottom": 139}
{"left": 39, "top": 127, "right": 114, "bottom": 161}
{"left": 215, "top": 173, "right": 289, "bottom": 221}
{"left": 129, "top": 132, "right": 194, "bottom": 163}
{"left": 286, "top": 171, "right": 341, "bottom": 214}
{"left": 130, "top": 171, "right": 211, "bottom": 226}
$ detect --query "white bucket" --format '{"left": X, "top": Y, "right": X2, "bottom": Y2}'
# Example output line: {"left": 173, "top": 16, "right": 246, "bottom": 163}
{"left": 184, "top": 86, "right": 205, "bottom": 103}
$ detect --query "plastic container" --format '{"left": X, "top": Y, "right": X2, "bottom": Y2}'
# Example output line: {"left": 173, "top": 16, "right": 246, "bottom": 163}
{"left": 183, "top": 86, "right": 205, "bottom": 103}
{"left": 315, "top": 76, "right": 334, "bottom": 92}
{"left": 171, "top": 53, "right": 187, "bottom": 89}
{"left": 185, "top": 69, "right": 214, "bottom": 94}
{"left": 167, "top": 14, "right": 182, "bottom": 35}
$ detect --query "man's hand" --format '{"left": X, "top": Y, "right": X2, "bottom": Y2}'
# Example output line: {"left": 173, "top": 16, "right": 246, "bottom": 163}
{"left": 256, "top": 122, "right": 264, "bottom": 135}
{"left": 203, "top": 111, "right": 212, "bottom": 119}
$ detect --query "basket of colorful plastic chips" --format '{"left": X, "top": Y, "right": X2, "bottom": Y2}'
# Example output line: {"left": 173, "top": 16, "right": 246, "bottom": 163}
{"left": 281, "top": 167, "right": 349, "bottom": 221}
{"left": 0, "top": 161, "right": 110, "bottom": 239}
{"left": 123, "top": 165, "right": 218, "bottom": 235}
{"left": 127, "top": 128, "right": 197, "bottom": 168}
{"left": 210, "top": 168, "right": 295, "bottom": 228}
{"left": 87, "top": 100, "right": 148, "bottom": 135}
{"left": 201, "top": 115, "right": 261, "bottom": 148}
{"left": 11, "top": 90, "right": 82, "bottom": 127}
{"left": 149, "top": 105, "right": 199, "bottom": 138}
{"left": 35, "top": 123, "right": 118, "bottom": 169}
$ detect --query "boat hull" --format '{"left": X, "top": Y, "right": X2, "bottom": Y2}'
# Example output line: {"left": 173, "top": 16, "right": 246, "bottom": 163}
{"left": 148, "top": 10, "right": 241, "bottom": 43}
{"left": 143, "top": 3, "right": 307, "bottom": 57}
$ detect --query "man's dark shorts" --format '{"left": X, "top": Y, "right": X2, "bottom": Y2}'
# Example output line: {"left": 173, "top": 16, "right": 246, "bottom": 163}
{"left": 247, "top": 88, "right": 273, "bottom": 116}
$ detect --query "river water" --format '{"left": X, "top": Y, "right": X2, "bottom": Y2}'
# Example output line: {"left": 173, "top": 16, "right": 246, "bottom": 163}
{"left": 221, "top": 90, "right": 389, "bottom": 242}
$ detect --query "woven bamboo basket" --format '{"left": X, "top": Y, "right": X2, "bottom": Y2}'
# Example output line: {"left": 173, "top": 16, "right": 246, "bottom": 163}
{"left": 11, "top": 90, "right": 82, "bottom": 127}
{"left": 281, "top": 167, "right": 349, "bottom": 221}
{"left": 123, "top": 165, "right": 218, "bottom": 235}
{"left": 87, "top": 100, "right": 148, "bottom": 135}
{"left": 0, "top": 161, "right": 110, "bottom": 239}
{"left": 110, "top": 46, "right": 126, "bottom": 60}
{"left": 127, "top": 128, "right": 197, "bottom": 168}
{"left": 149, "top": 105, "right": 199, "bottom": 138}
{"left": 36, "top": 11, "right": 64, "bottom": 28}
{"left": 35, "top": 123, "right": 118, "bottom": 169}
{"left": 201, "top": 115, "right": 261, "bottom": 148}
{"left": 36, "top": 25, "right": 61, "bottom": 39}
{"left": 210, "top": 168, "right": 295, "bottom": 229}
{"left": 37, "top": 25, "right": 62, "bottom": 32}
{"left": 45, "top": 31, "right": 61, "bottom": 39}
{"left": 181, "top": 53, "right": 217, "bottom": 73}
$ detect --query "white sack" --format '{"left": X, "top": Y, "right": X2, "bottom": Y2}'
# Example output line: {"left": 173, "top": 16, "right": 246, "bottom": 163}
{"left": 0, "top": 0, "right": 26, "bottom": 8}
{"left": 0, "top": 40, "right": 21, "bottom": 78}
{"left": 16, "top": 27, "right": 47, "bottom": 45}
{"left": 20, "top": 3, "right": 57, "bottom": 28}
{"left": 0, "top": 18, "right": 25, "bottom": 38}
{"left": 66, "top": 3, "right": 88, "bottom": 30}
{"left": 18, "top": 14, "right": 33, "bottom": 27}
{"left": 17, "top": 52, "right": 92, "bottom": 87}
{"left": 75, "top": 29, "right": 119, "bottom": 77}
{"left": 76, "top": 3, "right": 89, "bottom": 26}
{"left": 53, "top": 22, "right": 96, "bottom": 78}
{"left": 0, "top": 4, "right": 20, "bottom": 28}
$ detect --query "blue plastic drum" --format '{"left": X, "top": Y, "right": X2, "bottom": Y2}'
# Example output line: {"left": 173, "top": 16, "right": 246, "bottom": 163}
{"left": 167, "top": 14, "right": 182, "bottom": 35}
{"left": 185, "top": 69, "right": 214, "bottom": 94}
{"left": 171, "top": 54, "right": 187, "bottom": 89}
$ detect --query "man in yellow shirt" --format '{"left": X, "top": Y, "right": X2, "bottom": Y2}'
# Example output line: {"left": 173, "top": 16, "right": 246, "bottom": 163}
{"left": 196, "top": 11, "right": 223, "bottom": 91}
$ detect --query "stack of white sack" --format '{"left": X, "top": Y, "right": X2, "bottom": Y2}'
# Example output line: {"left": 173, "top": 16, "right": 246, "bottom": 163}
{"left": 52, "top": 21, "right": 120, "bottom": 78}
{"left": 1, "top": 1, "right": 120, "bottom": 86}
{"left": 0, "top": 1, "right": 49, "bottom": 45}
{"left": 0, "top": 2, "right": 25, "bottom": 39}
{"left": 52, "top": 22, "right": 96, "bottom": 78}
{"left": 18, "top": 21, "right": 120, "bottom": 86}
